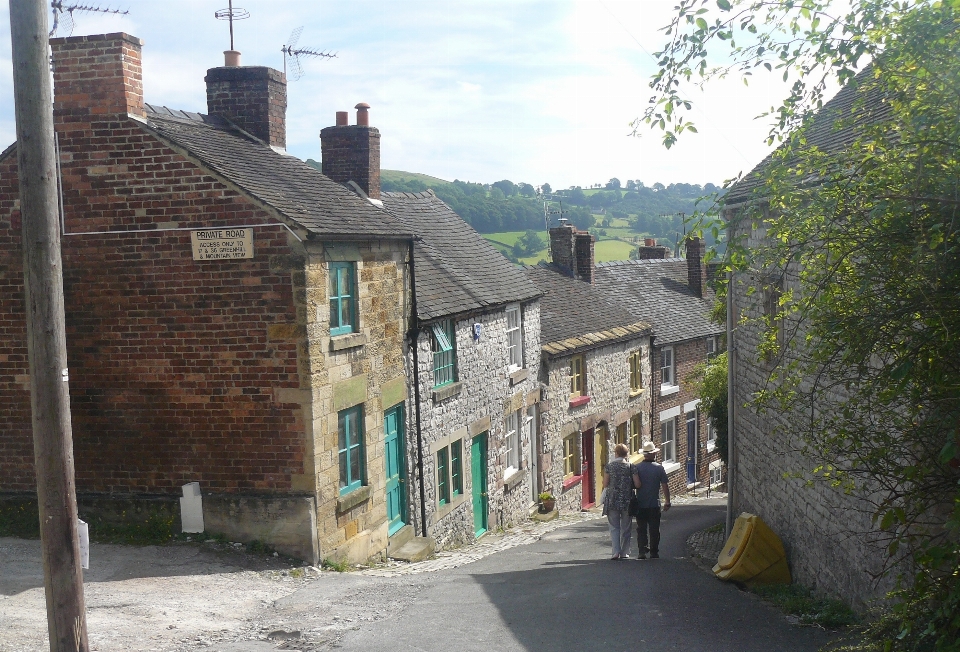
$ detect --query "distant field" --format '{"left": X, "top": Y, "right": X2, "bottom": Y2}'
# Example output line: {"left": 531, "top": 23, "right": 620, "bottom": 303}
{"left": 382, "top": 169, "right": 452, "bottom": 187}
{"left": 483, "top": 230, "right": 637, "bottom": 264}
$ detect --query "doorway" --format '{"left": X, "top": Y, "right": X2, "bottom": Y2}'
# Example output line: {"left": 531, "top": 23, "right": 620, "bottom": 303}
{"left": 686, "top": 410, "right": 698, "bottom": 485}
{"left": 595, "top": 423, "right": 609, "bottom": 505}
{"left": 384, "top": 404, "right": 407, "bottom": 536}
{"left": 581, "top": 429, "right": 595, "bottom": 509}
{"left": 527, "top": 405, "right": 539, "bottom": 506}
{"left": 471, "top": 432, "right": 489, "bottom": 537}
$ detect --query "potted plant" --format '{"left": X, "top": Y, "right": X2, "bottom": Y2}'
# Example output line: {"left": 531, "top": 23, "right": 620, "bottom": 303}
{"left": 538, "top": 491, "right": 556, "bottom": 514}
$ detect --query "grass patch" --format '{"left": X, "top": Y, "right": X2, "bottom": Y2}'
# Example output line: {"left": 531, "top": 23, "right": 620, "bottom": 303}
{"left": 594, "top": 239, "right": 636, "bottom": 262}
{"left": 704, "top": 522, "right": 724, "bottom": 533}
{"left": 83, "top": 512, "right": 177, "bottom": 546}
{"left": 752, "top": 583, "right": 858, "bottom": 628}
{"left": 321, "top": 558, "right": 351, "bottom": 573}
{"left": 0, "top": 500, "right": 40, "bottom": 538}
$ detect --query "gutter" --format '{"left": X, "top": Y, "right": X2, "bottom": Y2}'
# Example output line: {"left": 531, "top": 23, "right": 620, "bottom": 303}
{"left": 725, "top": 253, "right": 737, "bottom": 538}
{"left": 407, "top": 238, "right": 428, "bottom": 538}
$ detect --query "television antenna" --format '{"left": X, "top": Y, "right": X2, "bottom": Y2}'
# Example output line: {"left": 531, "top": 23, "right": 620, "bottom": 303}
{"left": 281, "top": 27, "right": 337, "bottom": 81}
{"left": 49, "top": 1, "right": 129, "bottom": 38}
{"left": 214, "top": 0, "right": 250, "bottom": 52}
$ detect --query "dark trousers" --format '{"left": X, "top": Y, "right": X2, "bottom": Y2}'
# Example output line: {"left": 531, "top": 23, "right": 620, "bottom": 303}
{"left": 636, "top": 507, "right": 662, "bottom": 556}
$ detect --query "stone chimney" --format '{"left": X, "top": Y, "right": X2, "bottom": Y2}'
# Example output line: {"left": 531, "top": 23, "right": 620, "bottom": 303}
{"left": 50, "top": 33, "right": 145, "bottom": 126}
{"left": 637, "top": 238, "right": 670, "bottom": 260}
{"left": 549, "top": 224, "right": 595, "bottom": 283}
{"left": 685, "top": 236, "right": 707, "bottom": 298}
{"left": 205, "top": 65, "right": 287, "bottom": 149}
{"left": 319, "top": 104, "right": 381, "bottom": 199}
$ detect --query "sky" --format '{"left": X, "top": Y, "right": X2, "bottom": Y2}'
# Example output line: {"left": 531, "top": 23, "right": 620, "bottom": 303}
{"left": 0, "top": 0, "right": 797, "bottom": 189}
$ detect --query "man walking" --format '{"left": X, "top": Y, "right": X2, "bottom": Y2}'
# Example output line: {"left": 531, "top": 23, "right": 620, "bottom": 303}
{"left": 633, "top": 441, "right": 671, "bottom": 559}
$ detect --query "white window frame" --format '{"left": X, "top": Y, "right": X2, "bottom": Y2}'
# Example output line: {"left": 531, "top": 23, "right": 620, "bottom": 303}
{"left": 661, "top": 418, "right": 676, "bottom": 464}
{"left": 505, "top": 410, "right": 521, "bottom": 475}
{"left": 660, "top": 346, "right": 676, "bottom": 394}
{"left": 709, "top": 460, "right": 723, "bottom": 486}
{"left": 706, "top": 417, "right": 717, "bottom": 449}
{"left": 706, "top": 336, "right": 717, "bottom": 358}
{"left": 506, "top": 304, "right": 524, "bottom": 371}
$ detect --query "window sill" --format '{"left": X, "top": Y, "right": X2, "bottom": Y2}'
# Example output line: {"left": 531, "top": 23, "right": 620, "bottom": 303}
{"left": 337, "top": 484, "right": 371, "bottom": 512}
{"left": 562, "top": 475, "right": 582, "bottom": 491}
{"left": 660, "top": 384, "right": 679, "bottom": 397}
{"left": 432, "top": 381, "right": 463, "bottom": 403}
{"left": 568, "top": 395, "right": 591, "bottom": 409}
{"left": 508, "top": 367, "right": 529, "bottom": 385}
{"left": 629, "top": 388, "right": 645, "bottom": 399}
{"left": 662, "top": 462, "right": 683, "bottom": 475}
{"left": 436, "top": 492, "right": 467, "bottom": 520}
{"left": 707, "top": 441, "right": 716, "bottom": 453}
{"left": 330, "top": 332, "right": 367, "bottom": 351}
{"left": 504, "top": 468, "right": 527, "bottom": 491}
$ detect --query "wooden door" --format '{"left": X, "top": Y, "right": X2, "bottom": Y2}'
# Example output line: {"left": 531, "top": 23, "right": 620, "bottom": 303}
{"left": 384, "top": 404, "right": 407, "bottom": 536}
{"left": 471, "top": 433, "right": 488, "bottom": 537}
{"left": 581, "top": 429, "right": 595, "bottom": 508}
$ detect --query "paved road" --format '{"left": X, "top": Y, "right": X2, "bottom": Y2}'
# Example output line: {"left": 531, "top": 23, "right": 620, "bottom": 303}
{"left": 284, "top": 499, "right": 837, "bottom": 652}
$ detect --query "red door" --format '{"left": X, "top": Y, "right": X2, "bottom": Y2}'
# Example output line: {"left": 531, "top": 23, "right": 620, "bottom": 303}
{"left": 581, "top": 429, "right": 595, "bottom": 508}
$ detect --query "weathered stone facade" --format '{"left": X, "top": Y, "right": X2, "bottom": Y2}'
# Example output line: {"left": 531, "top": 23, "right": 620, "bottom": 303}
{"left": 305, "top": 242, "right": 408, "bottom": 563}
{"left": 405, "top": 301, "right": 542, "bottom": 549}
{"left": 727, "top": 220, "right": 893, "bottom": 608}
{"left": 540, "top": 339, "right": 652, "bottom": 513}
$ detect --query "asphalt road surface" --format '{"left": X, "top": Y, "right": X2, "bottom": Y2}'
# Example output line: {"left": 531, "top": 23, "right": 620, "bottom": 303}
{"left": 295, "top": 499, "right": 838, "bottom": 652}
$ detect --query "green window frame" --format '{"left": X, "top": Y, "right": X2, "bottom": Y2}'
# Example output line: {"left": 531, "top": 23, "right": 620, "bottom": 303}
{"left": 451, "top": 439, "right": 463, "bottom": 496}
{"left": 338, "top": 405, "right": 365, "bottom": 495}
{"left": 437, "top": 447, "right": 450, "bottom": 505}
{"left": 432, "top": 320, "right": 457, "bottom": 387}
{"left": 329, "top": 262, "right": 356, "bottom": 337}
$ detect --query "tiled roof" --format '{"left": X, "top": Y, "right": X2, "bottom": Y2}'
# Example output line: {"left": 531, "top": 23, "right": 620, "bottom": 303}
{"left": 380, "top": 191, "right": 542, "bottom": 321}
{"left": 592, "top": 259, "right": 723, "bottom": 345}
{"left": 523, "top": 263, "right": 651, "bottom": 356}
{"left": 139, "top": 105, "right": 411, "bottom": 239}
{"left": 725, "top": 68, "right": 892, "bottom": 205}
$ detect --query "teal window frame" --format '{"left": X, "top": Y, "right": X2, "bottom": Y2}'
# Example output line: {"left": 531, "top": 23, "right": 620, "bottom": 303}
{"left": 451, "top": 440, "right": 463, "bottom": 496}
{"left": 329, "top": 262, "right": 357, "bottom": 337}
{"left": 431, "top": 320, "right": 457, "bottom": 387}
{"left": 338, "top": 405, "right": 365, "bottom": 495}
{"left": 437, "top": 448, "right": 450, "bottom": 505}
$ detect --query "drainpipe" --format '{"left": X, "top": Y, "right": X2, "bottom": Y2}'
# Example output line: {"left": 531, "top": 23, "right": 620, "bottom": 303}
{"left": 725, "top": 265, "right": 736, "bottom": 539}
{"left": 648, "top": 335, "right": 657, "bottom": 447}
{"left": 407, "top": 238, "right": 428, "bottom": 538}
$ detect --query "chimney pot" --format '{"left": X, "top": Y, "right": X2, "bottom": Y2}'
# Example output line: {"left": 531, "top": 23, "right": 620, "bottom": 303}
{"left": 223, "top": 50, "right": 241, "bottom": 67}
{"left": 355, "top": 102, "right": 370, "bottom": 126}
{"left": 644, "top": 238, "right": 656, "bottom": 246}
{"left": 336, "top": 111, "right": 348, "bottom": 126}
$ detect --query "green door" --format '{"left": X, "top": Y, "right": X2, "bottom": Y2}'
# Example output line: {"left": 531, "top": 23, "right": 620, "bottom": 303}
{"left": 471, "top": 433, "right": 488, "bottom": 537}
{"left": 384, "top": 404, "right": 406, "bottom": 536}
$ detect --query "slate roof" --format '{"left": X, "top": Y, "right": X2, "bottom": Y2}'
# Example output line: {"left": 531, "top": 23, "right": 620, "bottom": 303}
{"left": 523, "top": 263, "right": 651, "bottom": 357}
{"left": 381, "top": 190, "right": 541, "bottom": 321}
{"left": 137, "top": 105, "right": 411, "bottom": 239}
{"left": 591, "top": 259, "right": 723, "bottom": 346}
{"left": 725, "top": 68, "right": 892, "bottom": 205}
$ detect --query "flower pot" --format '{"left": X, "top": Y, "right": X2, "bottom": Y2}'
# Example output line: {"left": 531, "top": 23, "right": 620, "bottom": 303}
{"left": 539, "top": 498, "right": 556, "bottom": 513}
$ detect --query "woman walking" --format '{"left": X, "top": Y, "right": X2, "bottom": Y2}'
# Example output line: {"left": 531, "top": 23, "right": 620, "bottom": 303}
{"left": 602, "top": 443, "right": 637, "bottom": 559}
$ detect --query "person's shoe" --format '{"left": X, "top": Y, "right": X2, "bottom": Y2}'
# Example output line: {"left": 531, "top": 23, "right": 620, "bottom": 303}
{"left": 637, "top": 553, "right": 647, "bottom": 560}
{"left": 650, "top": 553, "right": 660, "bottom": 559}
{"left": 620, "top": 555, "right": 631, "bottom": 560}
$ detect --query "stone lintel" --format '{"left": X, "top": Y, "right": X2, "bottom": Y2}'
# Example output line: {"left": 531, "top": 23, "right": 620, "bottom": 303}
{"left": 468, "top": 416, "right": 491, "bottom": 437}
{"left": 333, "top": 374, "right": 368, "bottom": 412}
{"left": 432, "top": 381, "right": 462, "bottom": 403}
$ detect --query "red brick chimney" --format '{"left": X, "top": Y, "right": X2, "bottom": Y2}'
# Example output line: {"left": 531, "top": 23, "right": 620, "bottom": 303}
{"left": 549, "top": 224, "right": 595, "bottom": 283}
{"left": 50, "top": 33, "right": 145, "bottom": 127}
{"left": 637, "top": 238, "right": 670, "bottom": 260}
{"left": 319, "top": 104, "right": 381, "bottom": 199}
{"left": 205, "top": 65, "right": 287, "bottom": 149}
{"left": 685, "top": 236, "right": 707, "bottom": 298}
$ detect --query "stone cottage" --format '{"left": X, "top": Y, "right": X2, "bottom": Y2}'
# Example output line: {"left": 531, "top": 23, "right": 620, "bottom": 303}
{"left": 524, "top": 226, "right": 653, "bottom": 513}
{"left": 0, "top": 33, "right": 413, "bottom": 564}
{"left": 376, "top": 190, "right": 543, "bottom": 550}
{"left": 591, "top": 236, "right": 725, "bottom": 497}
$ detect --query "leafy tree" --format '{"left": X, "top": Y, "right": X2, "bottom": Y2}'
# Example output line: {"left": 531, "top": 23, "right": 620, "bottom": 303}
{"left": 689, "top": 351, "right": 728, "bottom": 465}
{"left": 517, "top": 229, "right": 546, "bottom": 257}
{"left": 492, "top": 179, "right": 518, "bottom": 197}
{"left": 643, "top": 1, "right": 960, "bottom": 649}
{"left": 606, "top": 178, "right": 622, "bottom": 190}
{"left": 518, "top": 183, "right": 536, "bottom": 198}
{"left": 540, "top": 183, "right": 552, "bottom": 194}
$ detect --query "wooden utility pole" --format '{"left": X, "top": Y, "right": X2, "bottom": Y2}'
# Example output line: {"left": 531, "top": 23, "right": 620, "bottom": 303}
{"left": 8, "top": 1, "right": 89, "bottom": 650}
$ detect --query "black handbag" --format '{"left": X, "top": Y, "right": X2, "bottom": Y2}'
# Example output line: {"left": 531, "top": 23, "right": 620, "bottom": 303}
{"left": 628, "top": 489, "right": 640, "bottom": 517}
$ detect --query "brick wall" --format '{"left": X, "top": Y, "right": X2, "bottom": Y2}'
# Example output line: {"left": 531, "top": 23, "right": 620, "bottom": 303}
{"left": 205, "top": 66, "right": 287, "bottom": 149}
{"left": 650, "top": 339, "right": 720, "bottom": 497}
{"left": 319, "top": 124, "right": 381, "bottom": 199}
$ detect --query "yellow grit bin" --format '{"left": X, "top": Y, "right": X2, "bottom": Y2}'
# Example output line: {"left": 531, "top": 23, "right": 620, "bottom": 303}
{"left": 713, "top": 513, "right": 792, "bottom": 585}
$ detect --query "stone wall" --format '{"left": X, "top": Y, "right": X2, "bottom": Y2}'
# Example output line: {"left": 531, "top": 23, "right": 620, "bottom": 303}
{"left": 405, "top": 301, "right": 542, "bottom": 549}
{"left": 728, "top": 218, "right": 893, "bottom": 608}
{"left": 305, "top": 241, "right": 408, "bottom": 563}
{"left": 540, "top": 337, "right": 651, "bottom": 514}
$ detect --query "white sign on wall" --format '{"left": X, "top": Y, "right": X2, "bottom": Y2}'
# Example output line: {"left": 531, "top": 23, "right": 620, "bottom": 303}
{"left": 190, "top": 228, "right": 254, "bottom": 261}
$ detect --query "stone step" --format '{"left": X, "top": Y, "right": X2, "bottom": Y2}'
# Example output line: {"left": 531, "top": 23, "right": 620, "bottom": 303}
{"left": 387, "top": 524, "right": 414, "bottom": 557}
{"left": 389, "top": 536, "right": 436, "bottom": 563}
